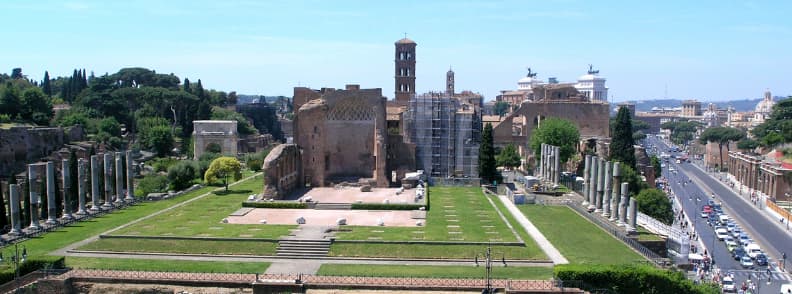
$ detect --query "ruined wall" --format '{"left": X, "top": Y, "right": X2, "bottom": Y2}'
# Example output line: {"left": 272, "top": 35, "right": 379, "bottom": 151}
{"left": 262, "top": 144, "right": 301, "bottom": 199}
{"left": 386, "top": 134, "right": 416, "bottom": 183}
{"left": 295, "top": 99, "right": 328, "bottom": 187}
{"left": 0, "top": 126, "right": 67, "bottom": 178}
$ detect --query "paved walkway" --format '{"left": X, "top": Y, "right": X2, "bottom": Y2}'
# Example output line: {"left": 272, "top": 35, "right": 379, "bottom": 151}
{"left": 496, "top": 195, "right": 569, "bottom": 264}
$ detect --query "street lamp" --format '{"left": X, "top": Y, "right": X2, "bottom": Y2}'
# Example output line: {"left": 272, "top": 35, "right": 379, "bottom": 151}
{"left": 0, "top": 244, "right": 27, "bottom": 292}
{"left": 474, "top": 244, "right": 506, "bottom": 294}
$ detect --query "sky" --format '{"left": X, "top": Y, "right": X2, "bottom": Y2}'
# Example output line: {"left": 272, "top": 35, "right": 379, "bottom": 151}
{"left": 2, "top": 0, "right": 791, "bottom": 102}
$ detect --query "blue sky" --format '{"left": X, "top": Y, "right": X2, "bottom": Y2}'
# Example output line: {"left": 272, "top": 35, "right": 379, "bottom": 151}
{"left": 2, "top": 0, "right": 791, "bottom": 102}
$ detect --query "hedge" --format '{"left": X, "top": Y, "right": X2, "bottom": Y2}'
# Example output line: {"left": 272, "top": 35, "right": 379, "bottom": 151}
{"left": 554, "top": 264, "right": 719, "bottom": 294}
{"left": 241, "top": 201, "right": 307, "bottom": 209}
{"left": 0, "top": 256, "right": 65, "bottom": 285}
{"left": 350, "top": 203, "right": 425, "bottom": 210}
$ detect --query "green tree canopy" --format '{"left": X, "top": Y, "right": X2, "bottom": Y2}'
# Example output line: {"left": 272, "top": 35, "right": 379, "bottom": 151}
{"left": 650, "top": 155, "right": 662, "bottom": 178}
{"left": 736, "top": 138, "right": 759, "bottom": 152}
{"left": 610, "top": 107, "right": 636, "bottom": 168}
{"left": 699, "top": 126, "right": 745, "bottom": 170}
{"left": 493, "top": 101, "right": 510, "bottom": 116}
{"left": 138, "top": 117, "right": 174, "bottom": 156}
{"left": 20, "top": 87, "right": 53, "bottom": 125}
{"left": 752, "top": 96, "right": 792, "bottom": 146}
{"left": 529, "top": 117, "right": 580, "bottom": 164}
{"left": 635, "top": 188, "right": 673, "bottom": 225}
{"left": 478, "top": 123, "right": 500, "bottom": 184}
{"left": 204, "top": 156, "right": 243, "bottom": 191}
{"left": 496, "top": 144, "right": 521, "bottom": 170}
{"left": 168, "top": 161, "right": 199, "bottom": 191}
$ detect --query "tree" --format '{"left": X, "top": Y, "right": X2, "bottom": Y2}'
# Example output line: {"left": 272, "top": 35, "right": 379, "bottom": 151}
{"left": 635, "top": 188, "right": 673, "bottom": 225}
{"left": 20, "top": 87, "right": 53, "bottom": 124}
{"left": 496, "top": 144, "right": 521, "bottom": 170}
{"left": 11, "top": 68, "right": 23, "bottom": 79}
{"left": 610, "top": 107, "right": 636, "bottom": 168}
{"left": 167, "top": 161, "right": 198, "bottom": 191}
{"left": 494, "top": 101, "right": 510, "bottom": 116}
{"left": 752, "top": 96, "right": 792, "bottom": 146}
{"left": 0, "top": 82, "right": 22, "bottom": 118}
{"left": 699, "top": 127, "right": 744, "bottom": 171}
{"left": 42, "top": 71, "right": 52, "bottom": 96}
{"left": 529, "top": 117, "right": 580, "bottom": 163}
{"left": 650, "top": 155, "right": 662, "bottom": 178}
{"left": 138, "top": 117, "right": 174, "bottom": 157}
{"left": 737, "top": 138, "right": 759, "bottom": 153}
{"left": 97, "top": 117, "right": 122, "bottom": 137}
{"left": 620, "top": 163, "right": 648, "bottom": 197}
{"left": 478, "top": 123, "right": 500, "bottom": 184}
{"left": 204, "top": 157, "right": 242, "bottom": 191}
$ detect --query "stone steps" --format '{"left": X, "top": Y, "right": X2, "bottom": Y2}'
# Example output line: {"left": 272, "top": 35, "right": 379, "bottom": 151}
{"left": 276, "top": 239, "right": 331, "bottom": 257}
{"left": 314, "top": 203, "right": 352, "bottom": 210}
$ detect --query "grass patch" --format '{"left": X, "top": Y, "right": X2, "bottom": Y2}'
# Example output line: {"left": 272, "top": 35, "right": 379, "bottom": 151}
{"left": 636, "top": 226, "right": 665, "bottom": 242}
{"left": 334, "top": 187, "right": 516, "bottom": 242}
{"left": 111, "top": 177, "right": 294, "bottom": 238}
{"left": 77, "top": 238, "right": 278, "bottom": 255}
{"left": 317, "top": 264, "right": 553, "bottom": 279}
{"left": 66, "top": 257, "right": 270, "bottom": 273}
{"left": 518, "top": 205, "right": 646, "bottom": 265}
{"left": 4, "top": 172, "right": 261, "bottom": 263}
{"left": 328, "top": 243, "right": 544, "bottom": 260}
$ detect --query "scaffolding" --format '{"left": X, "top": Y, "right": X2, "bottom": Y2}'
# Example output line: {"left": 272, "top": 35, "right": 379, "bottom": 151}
{"left": 406, "top": 93, "right": 480, "bottom": 178}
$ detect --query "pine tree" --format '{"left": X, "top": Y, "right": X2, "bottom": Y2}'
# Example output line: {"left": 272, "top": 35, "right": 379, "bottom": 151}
{"left": 183, "top": 78, "right": 191, "bottom": 93}
{"left": 42, "top": 71, "right": 52, "bottom": 97}
{"left": 478, "top": 123, "right": 500, "bottom": 184}
{"left": 610, "top": 106, "right": 636, "bottom": 168}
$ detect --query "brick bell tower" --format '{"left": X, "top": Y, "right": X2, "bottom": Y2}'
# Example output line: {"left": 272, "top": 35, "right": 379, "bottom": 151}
{"left": 394, "top": 37, "right": 416, "bottom": 104}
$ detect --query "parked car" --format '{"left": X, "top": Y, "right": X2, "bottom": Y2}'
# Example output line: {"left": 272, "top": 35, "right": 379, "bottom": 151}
{"left": 731, "top": 228, "right": 742, "bottom": 238}
{"left": 739, "top": 234, "right": 751, "bottom": 246}
{"left": 726, "top": 222, "right": 736, "bottom": 232}
{"left": 722, "top": 276, "right": 736, "bottom": 292}
{"left": 716, "top": 228, "right": 730, "bottom": 241}
{"left": 755, "top": 253, "right": 768, "bottom": 266}
{"left": 733, "top": 247, "right": 747, "bottom": 260}
{"left": 741, "top": 255, "right": 754, "bottom": 268}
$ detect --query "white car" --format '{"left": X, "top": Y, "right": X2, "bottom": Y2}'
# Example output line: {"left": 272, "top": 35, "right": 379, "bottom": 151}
{"left": 715, "top": 228, "right": 730, "bottom": 241}
{"left": 722, "top": 276, "right": 735, "bottom": 292}
{"left": 740, "top": 255, "right": 754, "bottom": 268}
{"left": 745, "top": 243, "right": 763, "bottom": 259}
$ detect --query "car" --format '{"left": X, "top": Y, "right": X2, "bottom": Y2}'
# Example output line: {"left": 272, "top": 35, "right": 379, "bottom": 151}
{"left": 780, "top": 283, "right": 792, "bottom": 294}
{"left": 745, "top": 243, "right": 763, "bottom": 259}
{"left": 739, "top": 234, "right": 751, "bottom": 246}
{"left": 715, "top": 228, "right": 730, "bottom": 241}
{"left": 722, "top": 276, "right": 735, "bottom": 292}
{"left": 755, "top": 253, "right": 768, "bottom": 266}
{"left": 733, "top": 247, "right": 746, "bottom": 260}
{"left": 727, "top": 242, "right": 739, "bottom": 253}
{"left": 731, "top": 228, "right": 742, "bottom": 238}
{"left": 725, "top": 236, "right": 738, "bottom": 248}
{"left": 700, "top": 211, "right": 709, "bottom": 218}
{"left": 726, "top": 222, "right": 736, "bottom": 232}
{"left": 741, "top": 255, "right": 754, "bottom": 268}
{"left": 669, "top": 167, "right": 676, "bottom": 172}
{"left": 708, "top": 199, "right": 716, "bottom": 206}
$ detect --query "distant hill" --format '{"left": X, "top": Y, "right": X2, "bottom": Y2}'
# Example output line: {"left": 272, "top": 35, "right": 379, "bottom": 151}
{"left": 627, "top": 97, "right": 786, "bottom": 112}
{"left": 236, "top": 95, "right": 290, "bottom": 105}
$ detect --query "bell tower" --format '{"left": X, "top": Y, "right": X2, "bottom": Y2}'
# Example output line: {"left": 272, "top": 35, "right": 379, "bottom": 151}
{"left": 446, "top": 67, "right": 455, "bottom": 95}
{"left": 394, "top": 37, "right": 416, "bottom": 104}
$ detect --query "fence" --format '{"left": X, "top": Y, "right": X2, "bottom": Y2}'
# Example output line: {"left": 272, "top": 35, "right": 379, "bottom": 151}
{"left": 767, "top": 199, "right": 792, "bottom": 221}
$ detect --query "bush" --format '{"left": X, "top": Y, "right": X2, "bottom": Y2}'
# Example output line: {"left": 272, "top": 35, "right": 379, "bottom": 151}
{"left": 167, "top": 160, "right": 198, "bottom": 191}
{"left": 554, "top": 264, "right": 719, "bottom": 294}
{"left": 135, "top": 174, "right": 168, "bottom": 197}
{"left": 242, "top": 201, "right": 307, "bottom": 209}
{"left": 0, "top": 256, "right": 65, "bottom": 285}
{"left": 247, "top": 158, "right": 263, "bottom": 172}
{"left": 150, "top": 157, "right": 178, "bottom": 172}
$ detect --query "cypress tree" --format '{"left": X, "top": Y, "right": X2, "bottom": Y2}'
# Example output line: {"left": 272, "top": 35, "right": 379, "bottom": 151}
{"left": 0, "top": 179, "right": 8, "bottom": 231}
{"left": 183, "top": 78, "right": 191, "bottom": 93}
{"left": 81, "top": 69, "right": 87, "bottom": 89}
{"left": 610, "top": 107, "right": 636, "bottom": 168}
{"left": 478, "top": 123, "right": 500, "bottom": 184}
{"left": 42, "top": 71, "right": 52, "bottom": 97}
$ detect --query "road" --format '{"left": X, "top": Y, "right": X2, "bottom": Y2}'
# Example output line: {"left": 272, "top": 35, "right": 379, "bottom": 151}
{"left": 649, "top": 136, "right": 791, "bottom": 293}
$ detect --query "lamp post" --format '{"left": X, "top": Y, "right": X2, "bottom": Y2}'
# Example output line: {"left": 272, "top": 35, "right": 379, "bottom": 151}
{"left": 0, "top": 244, "right": 27, "bottom": 293}
{"left": 474, "top": 244, "right": 506, "bottom": 294}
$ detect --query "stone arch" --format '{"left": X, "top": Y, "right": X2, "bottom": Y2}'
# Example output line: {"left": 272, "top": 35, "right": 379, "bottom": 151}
{"left": 204, "top": 142, "right": 222, "bottom": 154}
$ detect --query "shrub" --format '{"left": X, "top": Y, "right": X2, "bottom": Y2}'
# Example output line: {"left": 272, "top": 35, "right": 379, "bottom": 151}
{"left": 554, "top": 264, "right": 719, "bottom": 294}
{"left": 150, "top": 157, "right": 178, "bottom": 172}
{"left": 167, "top": 160, "right": 198, "bottom": 191}
{"left": 242, "top": 202, "right": 307, "bottom": 209}
{"left": 135, "top": 174, "right": 168, "bottom": 197}
{"left": 0, "top": 256, "right": 65, "bottom": 285}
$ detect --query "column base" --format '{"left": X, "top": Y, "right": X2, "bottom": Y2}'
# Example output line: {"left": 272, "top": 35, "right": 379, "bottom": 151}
{"left": 45, "top": 220, "right": 58, "bottom": 225}
{"left": 124, "top": 196, "right": 135, "bottom": 202}
{"left": 8, "top": 229, "right": 21, "bottom": 236}
{"left": 101, "top": 203, "right": 114, "bottom": 210}
{"left": 89, "top": 205, "right": 101, "bottom": 212}
{"left": 28, "top": 224, "right": 41, "bottom": 231}
{"left": 76, "top": 209, "right": 88, "bottom": 215}
{"left": 587, "top": 205, "right": 596, "bottom": 212}
{"left": 61, "top": 214, "right": 74, "bottom": 220}
{"left": 594, "top": 209, "right": 602, "bottom": 213}
{"left": 581, "top": 201, "right": 589, "bottom": 206}
{"left": 114, "top": 199, "right": 125, "bottom": 205}
{"left": 609, "top": 216, "right": 618, "bottom": 222}
{"left": 602, "top": 212, "right": 610, "bottom": 218}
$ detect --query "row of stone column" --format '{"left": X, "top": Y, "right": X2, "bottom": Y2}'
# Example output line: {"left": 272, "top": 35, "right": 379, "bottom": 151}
{"left": 539, "top": 143, "right": 561, "bottom": 184}
{"left": 6, "top": 150, "right": 135, "bottom": 235}
{"left": 581, "top": 154, "right": 638, "bottom": 232}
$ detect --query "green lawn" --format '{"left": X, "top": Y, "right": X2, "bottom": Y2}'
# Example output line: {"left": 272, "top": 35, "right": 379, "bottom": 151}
{"left": 65, "top": 257, "right": 270, "bottom": 273}
{"left": 518, "top": 205, "right": 646, "bottom": 265}
{"left": 110, "top": 177, "right": 294, "bottom": 239}
{"left": 78, "top": 238, "right": 278, "bottom": 255}
{"left": 334, "top": 187, "right": 517, "bottom": 242}
{"left": 0, "top": 172, "right": 261, "bottom": 269}
{"left": 329, "top": 243, "right": 543, "bottom": 260}
{"left": 636, "top": 227, "right": 665, "bottom": 242}
{"left": 317, "top": 264, "right": 553, "bottom": 279}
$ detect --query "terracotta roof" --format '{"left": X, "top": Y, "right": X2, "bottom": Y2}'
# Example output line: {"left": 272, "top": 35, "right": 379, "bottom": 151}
{"left": 396, "top": 38, "right": 416, "bottom": 44}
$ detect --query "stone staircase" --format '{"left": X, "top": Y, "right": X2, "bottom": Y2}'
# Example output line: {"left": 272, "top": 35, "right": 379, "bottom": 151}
{"left": 314, "top": 203, "right": 351, "bottom": 210}
{"left": 276, "top": 239, "right": 331, "bottom": 257}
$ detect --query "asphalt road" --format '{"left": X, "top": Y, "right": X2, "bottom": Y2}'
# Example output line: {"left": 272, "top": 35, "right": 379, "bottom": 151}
{"left": 649, "top": 137, "right": 791, "bottom": 293}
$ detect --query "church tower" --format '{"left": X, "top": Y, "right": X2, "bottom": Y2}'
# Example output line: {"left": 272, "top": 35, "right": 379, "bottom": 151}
{"left": 446, "top": 67, "right": 454, "bottom": 95}
{"left": 394, "top": 37, "right": 416, "bottom": 104}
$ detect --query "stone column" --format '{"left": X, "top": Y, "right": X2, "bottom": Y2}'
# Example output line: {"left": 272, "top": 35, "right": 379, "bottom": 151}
{"left": 587, "top": 156, "right": 598, "bottom": 211}
{"left": 609, "top": 162, "right": 621, "bottom": 222}
{"left": 76, "top": 159, "right": 87, "bottom": 215}
{"left": 114, "top": 152, "right": 124, "bottom": 205}
{"left": 102, "top": 153, "right": 114, "bottom": 209}
{"left": 553, "top": 146, "right": 560, "bottom": 185}
{"left": 90, "top": 155, "right": 101, "bottom": 211}
{"left": 582, "top": 155, "right": 591, "bottom": 206}
{"left": 46, "top": 161, "right": 58, "bottom": 225}
{"left": 539, "top": 144, "right": 545, "bottom": 180}
{"left": 9, "top": 184, "right": 21, "bottom": 235}
{"left": 61, "top": 159, "right": 74, "bottom": 220}
{"left": 602, "top": 161, "right": 612, "bottom": 218}
{"left": 619, "top": 182, "right": 629, "bottom": 226}
{"left": 628, "top": 197, "right": 638, "bottom": 233}
{"left": 595, "top": 159, "right": 605, "bottom": 212}
{"left": 28, "top": 164, "right": 41, "bottom": 230}
{"left": 125, "top": 150, "right": 135, "bottom": 201}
